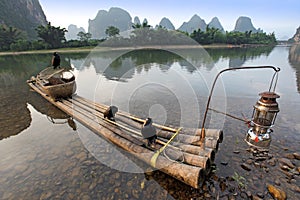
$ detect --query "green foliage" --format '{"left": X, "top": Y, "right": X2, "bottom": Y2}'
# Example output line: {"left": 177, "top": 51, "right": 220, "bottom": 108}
{"left": 132, "top": 21, "right": 151, "bottom": 29}
{"left": 77, "top": 31, "right": 92, "bottom": 42}
{"left": 64, "top": 39, "right": 102, "bottom": 48}
{"left": 0, "top": 24, "right": 24, "bottom": 51}
{"left": 0, "top": 20, "right": 277, "bottom": 52}
{"left": 31, "top": 40, "right": 49, "bottom": 50}
{"left": 36, "top": 22, "right": 67, "bottom": 48}
{"left": 105, "top": 26, "right": 120, "bottom": 37}
{"left": 9, "top": 40, "right": 48, "bottom": 51}
{"left": 101, "top": 28, "right": 195, "bottom": 47}
{"left": 10, "top": 40, "right": 31, "bottom": 51}
{"left": 190, "top": 26, "right": 277, "bottom": 45}
{"left": 132, "top": 23, "right": 141, "bottom": 29}
{"left": 190, "top": 26, "right": 222, "bottom": 44}
{"left": 232, "top": 172, "right": 247, "bottom": 189}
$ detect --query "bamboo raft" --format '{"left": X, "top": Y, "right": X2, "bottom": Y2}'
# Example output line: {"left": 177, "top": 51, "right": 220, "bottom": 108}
{"left": 27, "top": 81, "right": 223, "bottom": 189}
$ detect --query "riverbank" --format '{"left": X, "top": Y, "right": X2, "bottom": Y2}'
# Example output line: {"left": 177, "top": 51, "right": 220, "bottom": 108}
{"left": 0, "top": 44, "right": 274, "bottom": 56}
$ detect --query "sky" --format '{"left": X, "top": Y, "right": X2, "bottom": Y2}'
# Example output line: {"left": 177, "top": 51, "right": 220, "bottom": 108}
{"left": 39, "top": 0, "right": 300, "bottom": 40}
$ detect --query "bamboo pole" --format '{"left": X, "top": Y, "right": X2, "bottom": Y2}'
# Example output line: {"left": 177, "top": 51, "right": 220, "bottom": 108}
{"left": 181, "top": 128, "right": 223, "bottom": 143}
{"left": 70, "top": 98, "right": 195, "bottom": 152}
{"left": 73, "top": 95, "right": 223, "bottom": 144}
{"left": 74, "top": 96, "right": 202, "bottom": 134}
{"left": 64, "top": 99, "right": 211, "bottom": 169}
{"left": 29, "top": 83, "right": 206, "bottom": 188}
{"left": 158, "top": 139, "right": 216, "bottom": 161}
{"left": 72, "top": 96, "right": 221, "bottom": 152}
{"left": 62, "top": 100, "right": 145, "bottom": 146}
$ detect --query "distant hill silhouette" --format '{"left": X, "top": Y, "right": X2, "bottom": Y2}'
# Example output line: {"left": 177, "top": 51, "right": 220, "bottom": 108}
{"left": 66, "top": 24, "right": 86, "bottom": 41}
{"left": 289, "top": 26, "right": 300, "bottom": 43}
{"left": 233, "top": 16, "right": 262, "bottom": 33}
{"left": 0, "top": 2, "right": 271, "bottom": 41}
{"left": 208, "top": 17, "right": 224, "bottom": 32}
{"left": 178, "top": 15, "right": 206, "bottom": 34}
{"left": 86, "top": 7, "right": 267, "bottom": 39}
{"left": 88, "top": 7, "right": 132, "bottom": 39}
{"left": 0, "top": 0, "right": 47, "bottom": 40}
{"left": 133, "top": 16, "right": 141, "bottom": 25}
{"left": 158, "top": 17, "right": 175, "bottom": 30}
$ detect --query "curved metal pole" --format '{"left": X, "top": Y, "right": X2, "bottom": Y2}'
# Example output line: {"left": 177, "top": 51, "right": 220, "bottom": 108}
{"left": 200, "top": 66, "right": 280, "bottom": 141}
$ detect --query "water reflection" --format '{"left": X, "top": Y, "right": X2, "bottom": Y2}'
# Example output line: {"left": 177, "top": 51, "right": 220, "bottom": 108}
{"left": 1, "top": 46, "right": 300, "bottom": 199}
{"left": 83, "top": 49, "right": 210, "bottom": 81}
{"left": 0, "top": 53, "right": 79, "bottom": 140}
{"left": 0, "top": 46, "right": 288, "bottom": 140}
{"left": 0, "top": 54, "right": 45, "bottom": 140}
{"left": 206, "top": 46, "right": 275, "bottom": 68}
{"left": 289, "top": 44, "right": 300, "bottom": 93}
{"left": 69, "top": 46, "right": 275, "bottom": 82}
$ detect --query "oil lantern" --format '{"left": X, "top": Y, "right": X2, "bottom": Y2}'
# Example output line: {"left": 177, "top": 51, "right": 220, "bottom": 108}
{"left": 245, "top": 91, "right": 280, "bottom": 148}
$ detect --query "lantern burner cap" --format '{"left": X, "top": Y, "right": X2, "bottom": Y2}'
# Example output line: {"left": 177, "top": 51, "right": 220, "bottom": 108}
{"left": 259, "top": 91, "right": 280, "bottom": 99}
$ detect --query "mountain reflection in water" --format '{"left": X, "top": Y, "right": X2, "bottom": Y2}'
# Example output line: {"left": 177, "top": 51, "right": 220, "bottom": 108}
{"left": 0, "top": 46, "right": 299, "bottom": 200}
{"left": 289, "top": 44, "right": 300, "bottom": 93}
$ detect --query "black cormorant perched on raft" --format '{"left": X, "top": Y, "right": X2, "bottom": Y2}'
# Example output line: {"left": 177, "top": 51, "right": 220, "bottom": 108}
{"left": 141, "top": 117, "right": 157, "bottom": 148}
{"left": 103, "top": 106, "right": 118, "bottom": 121}
{"left": 52, "top": 52, "right": 61, "bottom": 69}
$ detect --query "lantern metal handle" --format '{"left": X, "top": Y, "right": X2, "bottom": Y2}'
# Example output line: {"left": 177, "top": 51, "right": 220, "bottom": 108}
{"left": 200, "top": 66, "right": 280, "bottom": 141}
{"left": 269, "top": 67, "right": 280, "bottom": 92}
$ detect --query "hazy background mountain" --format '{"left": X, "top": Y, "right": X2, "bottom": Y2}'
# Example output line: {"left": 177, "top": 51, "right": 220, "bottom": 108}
{"left": 133, "top": 16, "right": 141, "bottom": 25}
{"left": 88, "top": 7, "right": 132, "bottom": 39}
{"left": 178, "top": 14, "right": 207, "bottom": 34}
{"left": 233, "top": 16, "right": 262, "bottom": 33}
{"left": 158, "top": 17, "right": 175, "bottom": 30}
{"left": 87, "top": 8, "right": 266, "bottom": 39}
{"left": 289, "top": 27, "right": 300, "bottom": 43}
{"left": 65, "top": 24, "right": 86, "bottom": 41}
{"left": 0, "top": 3, "right": 285, "bottom": 41}
{"left": 0, "top": 0, "right": 47, "bottom": 40}
{"left": 142, "top": 18, "right": 149, "bottom": 25}
{"left": 208, "top": 17, "right": 224, "bottom": 32}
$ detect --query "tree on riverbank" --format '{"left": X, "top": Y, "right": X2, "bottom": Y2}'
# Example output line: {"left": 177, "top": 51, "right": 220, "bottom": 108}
{"left": 36, "top": 22, "right": 67, "bottom": 48}
{"left": 0, "top": 24, "right": 24, "bottom": 50}
{"left": 105, "top": 26, "right": 120, "bottom": 37}
{"left": 0, "top": 22, "right": 277, "bottom": 52}
{"left": 191, "top": 27, "right": 277, "bottom": 45}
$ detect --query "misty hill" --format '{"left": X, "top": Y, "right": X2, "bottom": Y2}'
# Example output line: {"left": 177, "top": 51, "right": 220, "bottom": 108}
{"left": 208, "top": 17, "right": 224, "bottom": 32}
{"left": 0, "top": 0, "right": 47, "bottom": 40}
{"left": 133, "top": 16, "right": 141, "bottom": 25}
{"left": 158, "top": 17, "right": 175, "bottom": 30}
{"left": 289, "top": 26, "right": 300, "bottom": 43}
{"left": 65, "top": 24, "right": 86, "bottom": 41}
{"left": 233, "top": 16, "right": 262, "bottom": 33}
{"left": 178, "top": 15, "right": 206, "bottom": 34}
{"left": 88, "top": 7, "right": 132, "bottom": 39}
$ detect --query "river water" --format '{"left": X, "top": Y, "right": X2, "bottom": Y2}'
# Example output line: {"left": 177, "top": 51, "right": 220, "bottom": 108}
{"left": 0, "top": 45, "right": 299, "bottom": 199}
